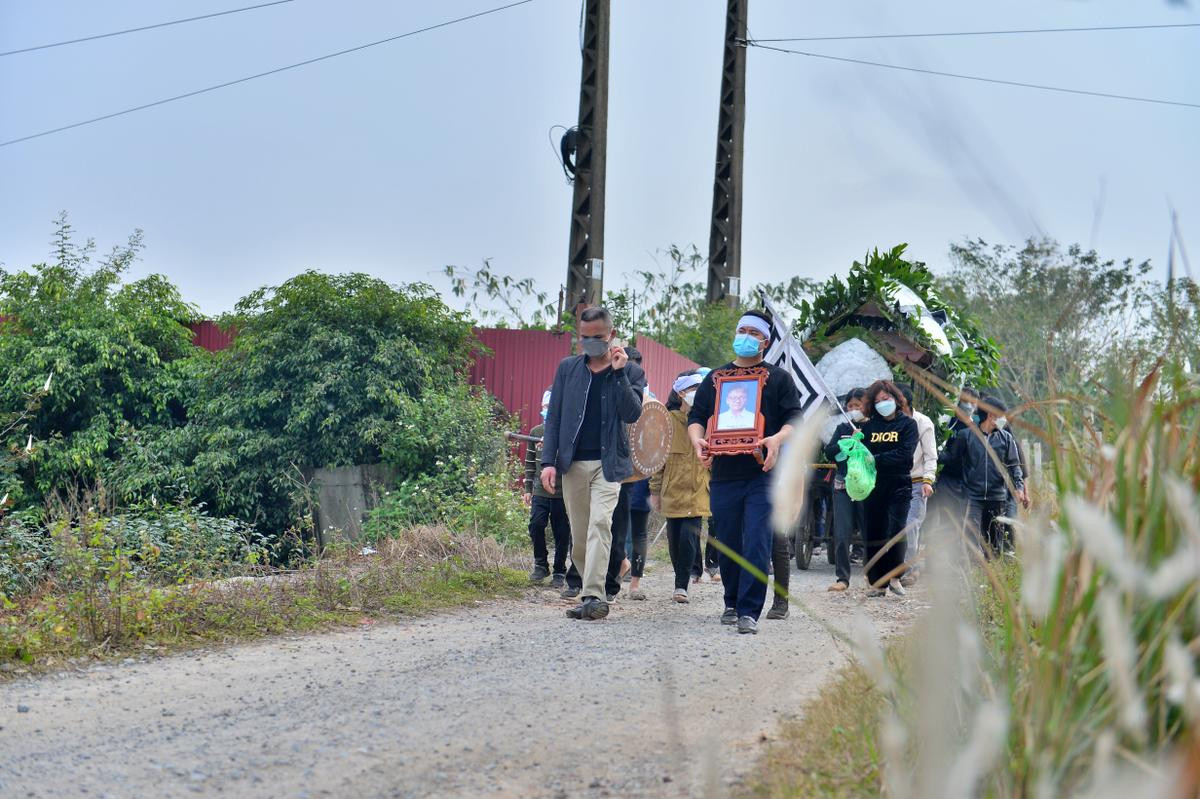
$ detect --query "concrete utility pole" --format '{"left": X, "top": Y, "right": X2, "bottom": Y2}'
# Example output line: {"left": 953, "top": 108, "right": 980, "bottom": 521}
{"left": 565, "top": 0, "right": 611, "bottom": 315}
{"left": 706, "top": 0, "right": 748, "bottom": 308}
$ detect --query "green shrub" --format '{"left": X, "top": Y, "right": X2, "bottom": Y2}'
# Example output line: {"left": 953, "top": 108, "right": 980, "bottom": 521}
{"left": 128, "top": 271, "right": 479, "bottom": 536}
{"left": 0, "top": 215, "right": 196, "bottom": 512}
{"left": 0, "top": 520, "right": 54, "bottom": 596}
{"left": 365, "top": 462, "right": 527, "bottom": 548}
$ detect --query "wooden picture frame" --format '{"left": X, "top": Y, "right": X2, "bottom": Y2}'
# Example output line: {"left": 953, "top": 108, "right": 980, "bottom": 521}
{"left": 705, "top": 367, "right": 768, "bottom": 462}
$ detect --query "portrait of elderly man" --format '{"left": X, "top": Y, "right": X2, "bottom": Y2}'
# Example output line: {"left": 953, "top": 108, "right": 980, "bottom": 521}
{"left": 716, "top": 382, "right": 758, "bottom": 430}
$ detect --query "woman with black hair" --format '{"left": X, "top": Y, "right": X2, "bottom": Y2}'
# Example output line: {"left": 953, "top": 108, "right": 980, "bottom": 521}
{"left": 649, "top": 370, "right": 711, "bottom": 603}
{"left": 823, "top": 387, "right": 867, "bottom": 592}
{"left": 860, "top": 380, "right": 918, "bottom": 597}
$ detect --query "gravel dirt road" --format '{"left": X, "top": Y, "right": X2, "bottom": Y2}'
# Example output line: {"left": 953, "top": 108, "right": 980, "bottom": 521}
{"left": 0, "top": 554, "right": 920, "bottom": 798}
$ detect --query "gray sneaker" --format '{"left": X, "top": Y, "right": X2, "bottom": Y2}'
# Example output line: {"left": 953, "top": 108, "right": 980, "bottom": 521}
{"left": 737, "top": 616, "right": 759, "bottom": 635}
{"left": 529, "top": 564, "right": 550, "bottom": 583}
{"left": 721, "top": 608, "right": 738, "bottom": 625}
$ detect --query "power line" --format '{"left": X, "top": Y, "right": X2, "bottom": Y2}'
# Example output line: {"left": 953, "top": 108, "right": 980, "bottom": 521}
{"left": 0, "top": 0, "right": 537, "bottom": 149}
{"left": 749, "top": 22, "right": 1200, "bottom": 44}
{"left": 0, "top": 0, "right": 296, "bottom": 58}
{"left": 748, "top": 42, "right": 1200, "bottom": 110}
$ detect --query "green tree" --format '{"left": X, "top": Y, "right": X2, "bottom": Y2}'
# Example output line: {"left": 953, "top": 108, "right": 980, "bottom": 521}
{"left": 0, "top": 213, "right": 195, "bottom": 510}
{"left": 139, "top": 272, "right": 481, "bottom": 534}
{"left": 937, "top": 238, "right": 1158, "bottom": 398}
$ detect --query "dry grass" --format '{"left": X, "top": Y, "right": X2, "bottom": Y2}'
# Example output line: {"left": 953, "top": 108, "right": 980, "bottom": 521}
{"left": 747, "top": 661, "right": 885, "bottom": 798}
{"left": 0, "top": 525, "right": 526, "bottom": 678}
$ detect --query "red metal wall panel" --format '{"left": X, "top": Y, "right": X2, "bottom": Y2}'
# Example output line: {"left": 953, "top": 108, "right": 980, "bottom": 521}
{"left": 187, "top": 321, "right": 236, "bottom": 352}
{"left": 468, "top": 328, "right": 573, "bottom": 435}
{"left": 635, "top": 335, "right": 701, "bottom": 401}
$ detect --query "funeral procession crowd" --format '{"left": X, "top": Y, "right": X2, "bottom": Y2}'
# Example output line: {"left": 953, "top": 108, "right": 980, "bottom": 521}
{"left": 523, "top": 307, "right": 1027, "bottom": 634}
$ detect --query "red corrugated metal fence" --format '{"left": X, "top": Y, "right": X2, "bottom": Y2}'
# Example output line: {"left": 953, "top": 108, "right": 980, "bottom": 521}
{"left": 143, "top": 322, "right": 701, "bottom": 439}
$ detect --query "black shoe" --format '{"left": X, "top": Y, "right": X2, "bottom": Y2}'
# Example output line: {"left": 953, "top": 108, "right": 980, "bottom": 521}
{"left": 721, "top": 608, "right": 738, "bottom": 625}
{"left": 737, "top": 616, "right": 759, "bottom": 634}
{"left": 766, "top": 597, "right": 789, "bottom": 620}
{"left": 549, "top": 573, "right": 566, "bottom": 589}
{"left": 582, "top": 598, "right": 610, "bottom": 620}
{"left": 529, "top": 564, "right": 550, "bottom": 583}
{"left": 561, "top": 586, "right": 581, "bottom": 599}
{"left": 566, "top": 601, "right": 587, "bottom": 619}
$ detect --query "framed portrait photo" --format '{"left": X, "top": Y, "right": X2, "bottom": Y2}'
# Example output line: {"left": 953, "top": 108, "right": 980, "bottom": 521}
{"left": 705, "top": 367, "right": 768, "bottom": 460}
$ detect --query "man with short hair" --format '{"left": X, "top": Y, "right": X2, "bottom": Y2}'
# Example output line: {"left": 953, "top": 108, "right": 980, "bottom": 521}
{"left": 940, "top": 395, "right": 1028, "bottom": 556}
{"left": 717, "top": 386, "right": 755, "bottom": 430}
{"left": 687, "top": 310, "right": 802, "bottom": 635}
{"left": 541, "top": 308, "right": 646, "bottom": 620}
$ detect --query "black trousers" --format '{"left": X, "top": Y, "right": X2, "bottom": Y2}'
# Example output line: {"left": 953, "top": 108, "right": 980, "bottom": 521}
{"left": 771, "top": 529, "right": 790, "bottom": 597}
{"left": 862, "top": 479, "right": 911, "bottom": 588}
{"left": 666, "top": 517, "right": 701, "bottom": 591}
{"left": 565, "top": 481, "right": 630, "bottom": 596}
{"left": 528, "top": 496, "right": 571, "bottom": 574}
{"left": 691, "top": 525, "right": 719, "bottom": 578}
{"left": 831, "top": 488, "right": 863, "bottom": 586}
{"left": 629, "top": 509, "right": 649, "bottom": 578}
{"left": 967, "top": 499, "right": 1010, "bottom": 557}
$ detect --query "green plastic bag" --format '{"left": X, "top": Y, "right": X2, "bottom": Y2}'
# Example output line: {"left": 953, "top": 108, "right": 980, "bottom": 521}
{"left": 835, "top": 431, "right": 876, "bottom": 501}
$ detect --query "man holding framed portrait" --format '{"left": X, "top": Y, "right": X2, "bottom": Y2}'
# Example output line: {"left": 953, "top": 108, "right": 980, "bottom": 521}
{"left": 686, "top": 310, "right": 803, "bottom": 635}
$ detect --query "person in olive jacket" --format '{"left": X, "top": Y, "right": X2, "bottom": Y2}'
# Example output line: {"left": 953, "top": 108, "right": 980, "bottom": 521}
{"left": 649, "top": 371, "right": 711, "bottom": 603}
{"left": 859, "top": 379, "right": 918, "bottom": 597}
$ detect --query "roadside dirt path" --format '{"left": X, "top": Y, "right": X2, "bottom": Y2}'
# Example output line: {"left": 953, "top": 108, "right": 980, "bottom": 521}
{"left": 0, "top": 554, "right": 920, "bottom": 798}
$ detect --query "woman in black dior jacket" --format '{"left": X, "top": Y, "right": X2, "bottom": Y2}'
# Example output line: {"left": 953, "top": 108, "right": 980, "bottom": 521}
{"left": 859, "top": 379, "right": 918, "bottom": 596}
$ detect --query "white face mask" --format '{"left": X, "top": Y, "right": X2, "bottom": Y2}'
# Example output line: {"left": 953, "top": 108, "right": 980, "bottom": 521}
{"left": 848, "top": 409, "right": 865, "bottom": 422}
{"left": 681, "top": 391, "right": 696, "bottom": 407}
{"left": 994, "top": 417, "right": 1008, "bottom": 430}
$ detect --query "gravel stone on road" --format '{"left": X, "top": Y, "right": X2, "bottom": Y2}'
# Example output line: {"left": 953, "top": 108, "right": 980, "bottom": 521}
{"left": 0, "top": 554, "right": 919, "bottom": 798}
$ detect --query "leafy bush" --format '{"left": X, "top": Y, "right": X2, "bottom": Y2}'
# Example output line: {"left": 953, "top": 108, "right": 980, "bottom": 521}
{"left": 0, "top": 214, "right": 196, "bottom": 511}
{"left": 127, "top": 271, "right": 479, "bottom": 535}
{"left": 0, "top": 503, "right": 268, "bottom": 598}
{"left": 383, "top": 382, "right": 511, "bottom": 484}
{"left": 365, "top": 462, "right": 527, "bottom": 548}
{"left": 0, "top": 520, "right": 54, "bottom": 596}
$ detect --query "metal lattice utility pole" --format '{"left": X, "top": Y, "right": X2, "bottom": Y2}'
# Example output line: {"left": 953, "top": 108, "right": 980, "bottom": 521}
{"left": 565, "top": 0, "right": 611, "bottom": 315}
{"left": 706, "top": 0, "right": 748, "bottom": 308}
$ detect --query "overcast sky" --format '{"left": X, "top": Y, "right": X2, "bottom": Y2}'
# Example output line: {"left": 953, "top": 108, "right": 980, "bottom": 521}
{"left": 1, "top": 0, "right": 1197, "bottom": 317}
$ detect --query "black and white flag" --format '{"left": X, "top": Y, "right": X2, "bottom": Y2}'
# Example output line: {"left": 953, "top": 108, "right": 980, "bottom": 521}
{"left": 758, "top": 291, "right": 844, "bottom": 421}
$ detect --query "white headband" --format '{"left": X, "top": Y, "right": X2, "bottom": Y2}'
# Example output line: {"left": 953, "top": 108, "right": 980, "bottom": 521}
{"left": 541, "top": 390, "right": 552, "bottom": 407}
{"left": 737, "top": 314, "right": 771, "bottom": 339}
{"left": 672, "top": 374, "right": 704, "bottom": 395}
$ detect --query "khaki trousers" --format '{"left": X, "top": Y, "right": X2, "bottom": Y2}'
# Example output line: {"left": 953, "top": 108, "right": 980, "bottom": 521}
{"left": 561, "top": 460, "right": 621, "bottom": 601}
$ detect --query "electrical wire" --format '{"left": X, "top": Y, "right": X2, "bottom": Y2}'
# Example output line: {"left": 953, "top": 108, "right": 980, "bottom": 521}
{"left": 0, "top": 0, "right": 537, "bottom": 149}
{"left": 748, "top": 42, "right": 1200, "bottom": 110}
{"left": 1, "top": 0, "right": 297, "bottom": 58}
{"left": 749, "top": 22, "right": 1200, "bottom": 44}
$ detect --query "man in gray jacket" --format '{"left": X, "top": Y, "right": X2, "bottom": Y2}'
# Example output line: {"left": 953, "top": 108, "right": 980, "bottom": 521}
{"left": 939, "top": 395, "right": 1028, "bottom": 556}
{"left": 541, "top": 308, "right": 646, "bottom": 620}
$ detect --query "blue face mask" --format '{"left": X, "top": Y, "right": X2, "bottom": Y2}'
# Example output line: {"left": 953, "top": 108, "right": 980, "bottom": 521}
{"left": 876, "top": 399, "right": 897, "bottom": 417}
{"left": 733, "top": 333, "right": 761, "bottom": 358}
{"left": 540, "top": 409, "right": 548, "bottom": 421}
{"left": 972, "top": 413, "right": 982, "bottom": 424}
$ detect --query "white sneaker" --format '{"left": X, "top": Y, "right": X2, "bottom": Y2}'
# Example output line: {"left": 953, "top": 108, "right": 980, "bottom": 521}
{"left": 888, "top": 579, "right": 906, "bottom": 597}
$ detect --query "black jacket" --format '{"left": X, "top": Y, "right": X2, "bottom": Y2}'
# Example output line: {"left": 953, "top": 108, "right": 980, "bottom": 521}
{"left": 687, "top": 361, "right": 804, "bottom": 483}
{"left": 939, "top": 427, "right": 1024, "bottom": 502}
{"left": 861, "top": 413, "right": 918, "bottom": 484}
{"left": 541, "top": 355, "right": 646, "bottom": 482}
